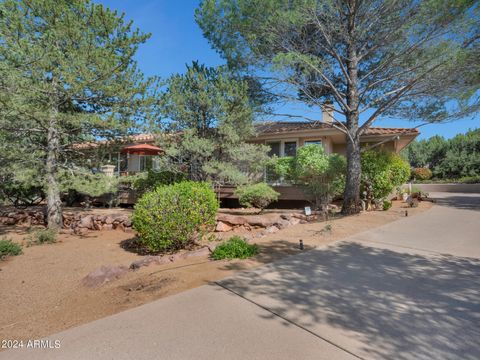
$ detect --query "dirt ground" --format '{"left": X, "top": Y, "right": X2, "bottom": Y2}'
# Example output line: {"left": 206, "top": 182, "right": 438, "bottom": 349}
{"left": 0, "top": 200, "right": 432, "bottom": 343}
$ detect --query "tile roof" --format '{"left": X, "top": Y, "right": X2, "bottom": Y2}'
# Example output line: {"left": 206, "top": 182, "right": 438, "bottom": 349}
{"left": 254, "top": 121, "right": 419, "bottom": 136}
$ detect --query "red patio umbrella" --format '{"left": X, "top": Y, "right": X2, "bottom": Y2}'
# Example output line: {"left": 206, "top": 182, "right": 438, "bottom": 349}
{"left": 121, "top": 143, "right": 164, "bottom": 156}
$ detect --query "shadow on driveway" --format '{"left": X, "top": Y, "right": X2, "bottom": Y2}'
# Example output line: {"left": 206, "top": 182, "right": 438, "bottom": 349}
{"left": 219, "top": 242, "right": 480, "bottom": 360}
{"left": 432, "top": 194, "right": 480, "bottom": 211}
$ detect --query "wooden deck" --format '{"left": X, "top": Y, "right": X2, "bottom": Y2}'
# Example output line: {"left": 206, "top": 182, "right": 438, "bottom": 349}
{"left": 117, "top": 185, "right": 311, "bottom": 205}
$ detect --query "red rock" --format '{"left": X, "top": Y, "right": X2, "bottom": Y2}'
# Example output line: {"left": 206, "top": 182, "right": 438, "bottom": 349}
{"left": 78, "top": 215, "right": 94, "bottom": 229}
{"left": 215, "top": 221, "right": 233, "bottom": 232}
{"left": 216, "top": 214, "right": 247, "bottom": 225}
{"left": 275, "top": 218, "right": 292, "bottom": 229}
{"left": 81, "top": 265, "right": 129, "bottom": 287}
{"left": 245, "top": 216, "right": 277, "bottom": 228}
{"left": 264, "top": 225, "right": 280, "bottom": 234}
{"left": 104, "top": 216, "right": 114, "bottom": 225}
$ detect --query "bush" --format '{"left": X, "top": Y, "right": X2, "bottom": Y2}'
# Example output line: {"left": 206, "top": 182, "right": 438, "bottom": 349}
{"left": 132, "top": 170, "right": 185, "bottom": 195}
{"left": 211, "top": 236, "right": 259, "bottom": 260}
{"left": 132, "top": 181, "right": 219, "bottom": 252}
{"left": 235, "top": 183, "right": 279, "bottom": 210}
{"left": 27, "top": 229, "right": 57, "bottom": 246}
{"left": 411, "top": 167, "right": 432, "bottom": 181}
{"left": 294, "top": 145, "right": 346, "bottom": 210}
{"left": 382, "top": 200, "right": 392, "bottom": 211}
{"left": 361, "top": 150, "right": 410, "bottom": 199}
{"left": 0, "top": 170, "right": 45, "bottom": 207}
{"left": 0, "top": 238, "right": 22, "bottom": 259}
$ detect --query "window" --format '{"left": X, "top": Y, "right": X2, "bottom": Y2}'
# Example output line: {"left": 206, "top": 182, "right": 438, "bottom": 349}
{"left": 284, "top": 141, "right": 297, "bottom": 156}
{"left": 304, "top": 140, "right": 322, "bottom": 146}
{"left": 268, "top": 142, "right": 281, "bottom": 157}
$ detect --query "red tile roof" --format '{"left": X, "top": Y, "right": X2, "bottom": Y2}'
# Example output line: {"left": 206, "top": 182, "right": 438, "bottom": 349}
{"left": 254, "top": 121, "right": 419, "bottom": 136}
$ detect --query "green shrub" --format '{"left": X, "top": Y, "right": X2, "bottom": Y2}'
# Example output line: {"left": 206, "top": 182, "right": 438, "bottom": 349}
{"left": 0, "top": 238, "right": 22, "bottom": 259}
{"left": 382, "top": 200, "right": 392, "bottom": 211}
{"left": 211, "top": 236, "right": 259, "bottom": 260}
{"left": 361, "top": 150, "right": 410, "bottom": 199}
{"left": 132, "top": 181, "right": 219, "bottom": 252}
{"left": 235, "top": 182, "right": 280, "bottom": 210}
{"left": 27, "top": 228, "right": 57, "bottom": 246}
{"left": 294, "top": 145, "right": 346, "bottom": 210}
{"left": 411, "top": 167, "right": 432, "bottom": 181}
{"left": 133, "top": 170, "right": 185, "bottom": 195}
{"left": 268, "top": 156, "right": 295, "bottom": 183}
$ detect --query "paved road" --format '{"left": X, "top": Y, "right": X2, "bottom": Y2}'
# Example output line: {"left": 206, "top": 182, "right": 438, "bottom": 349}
{"left": 2, "top": 193, "right": 479, "bottom": 360}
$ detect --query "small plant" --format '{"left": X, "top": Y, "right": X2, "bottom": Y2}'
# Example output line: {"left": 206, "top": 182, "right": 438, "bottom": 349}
{"left": 0, "top": 238, "right": 22, "bottom": 259}
{"left": 383, "top": 200, "right": 393, "bottom": 211}
{"left": 27, "top": 228, "right": 57, "bottom": 246}
{"left": 132, "top": 181, "right": 218, "bottom": 252}
{"left": 211, "top": 236, "right": 259, "bottom": 260}
{"left": 235, "top": 182, "right": 280, "bottom": 210}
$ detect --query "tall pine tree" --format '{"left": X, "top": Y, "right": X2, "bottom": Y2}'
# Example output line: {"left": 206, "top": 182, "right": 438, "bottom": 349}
{"left": 0, "top": 0, "right": 157, "bottom": 228}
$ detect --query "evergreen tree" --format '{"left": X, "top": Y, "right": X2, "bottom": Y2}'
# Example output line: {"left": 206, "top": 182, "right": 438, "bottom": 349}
{"left": 159, "top": 62, "right": 269, "bottom": 187}
{"left": 196, "top": 0, "right": 479, "bottom": 213}
{"left": 0, "top": 0, "right": 158, "bottom": 228}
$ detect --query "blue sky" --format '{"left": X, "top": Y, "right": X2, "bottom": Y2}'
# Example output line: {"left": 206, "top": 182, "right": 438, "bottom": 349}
{"left": 98, "top": 0, "right": 478, "bottom": 140}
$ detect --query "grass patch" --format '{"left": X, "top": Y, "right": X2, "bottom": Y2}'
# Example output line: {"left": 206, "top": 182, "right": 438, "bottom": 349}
{"left": 211, "top": 236, "right": 259, "bottom": 260}
{"left": 0, "top": 238, "right": 22, "bottom": 259}
{"left": 27, "top": 228, "right": 57, "bottom": 246}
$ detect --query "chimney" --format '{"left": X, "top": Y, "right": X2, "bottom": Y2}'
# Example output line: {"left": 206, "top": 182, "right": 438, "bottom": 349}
{"left": 322, "top": 102, "right": 334, "bottom": 124}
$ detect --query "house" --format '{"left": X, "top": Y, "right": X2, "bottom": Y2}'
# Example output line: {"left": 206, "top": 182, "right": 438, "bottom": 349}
{"left": 76, "top": 115, "right": 418, "bottom": 205}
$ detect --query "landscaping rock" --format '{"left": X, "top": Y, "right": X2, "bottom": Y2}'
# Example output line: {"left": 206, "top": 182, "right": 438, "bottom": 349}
{"left": 275, "top": 218, "right": 292, "bottom": 229}
{"left": 264, "top": 225, "right": 280, "bottom": 234}
{"left": 215, "top": 221, "right": 233, "bottom": 232}
{"left": 289, "top": 217, "right": 301, "bottom": 226}
{"left": 245, "top": 215, "right": 278, "bottom": 228}
{"left": 216, "top": 214, "right": 247, "bottom": 226}
{"left": 81, "top": 265, "right": 129, "bottom": 287}
{"left": 78, "top": 215, "right": 94, "bottom": 229}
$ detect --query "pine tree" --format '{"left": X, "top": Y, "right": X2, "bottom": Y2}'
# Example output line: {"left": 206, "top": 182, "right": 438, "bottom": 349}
{"left": 0, "top": 0, "right": 157, "bottom": 228}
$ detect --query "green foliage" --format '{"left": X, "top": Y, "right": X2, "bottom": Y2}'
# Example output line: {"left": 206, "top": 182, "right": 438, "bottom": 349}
{"left": 0, "top": 168, "right": 45, "bottom": 207}
{"left": 132, "top": 181, "right": 219, "bottom": 252}
{"left": 285, "top": 145, "right": 346, "bottom": 209}
{"left": 411, "top": 167, "right": 433, "bottom": 181}
{"left": 0, "top": 0, "right": 158, "bottom": 226}
{"left": 235, "top": 183, "right": 279, "bottom": 209}
{"left": 0, "top": 238, "right": 22, "bottom": 259}
{"left": 159, "top": 61, "right": 269, "bottom": 185}
{"left": 361, "top": 150, "right": 411, "bottom": 199}
{"left": 60, "top": 170, "right": 119, "bottom": 198}
{"left": 382, "top": 200, "right": 392, "bottom": 211}
{"left": 196, "top": 0, "right": 479, "bottom": 212}
{"left": 211, "top": 236, "right": 259, "bottom": 260}
{"left": 27, "top": 229, "right": 57, "bottom": 246}
{"left": 132, "top": 170, "right": 186, "bottom": 195}
{"left": 402, "top": 129, "right": 480, "bottom": 179}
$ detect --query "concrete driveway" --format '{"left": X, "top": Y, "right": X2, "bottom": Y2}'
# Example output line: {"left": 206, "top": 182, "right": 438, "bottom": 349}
{"left": 2, "top": 193, "right": 479, "bottom": 360}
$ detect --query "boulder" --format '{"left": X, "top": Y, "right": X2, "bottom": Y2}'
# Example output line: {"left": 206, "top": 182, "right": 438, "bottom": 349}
{"left": 245, "top": 215, "right": 278, "bottom": 228}
{"left": 81, "top": 265, "right": 129, "bottom": 287}
{"left": 215, "top": 221, "right": 233, "bottom": 232}
{"left": 289, "top": 217, "right": 301, "bottom": 226}
{"left": 264, "top": 225, "right": 280, "bottom": 234}
{"left": 78, "top": 215, "right": 94, "bottom": 229}
{"left": 216, "top": 214, "right": 247, "bottom": 226}
{"left": 275, "top": 218, "right": 292, "bottom": 229}
{"left": 123, "top": 219, "right": 132, "bottom": 227}
{"left": 104, "top": 216, "right": 114, "bottom": 225}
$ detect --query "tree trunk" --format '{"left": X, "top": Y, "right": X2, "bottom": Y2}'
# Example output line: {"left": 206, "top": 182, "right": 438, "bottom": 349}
{"left": 341, "top": 6, "right": 362, "bottom": 215}
{"left": 46, "top": 113, "right": 63, "bottom": 229}
{"left": 342, "top": 131, "right": 361, "bottom": 214}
